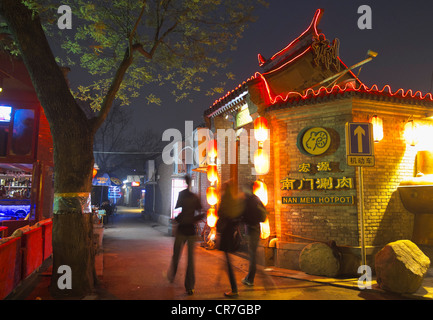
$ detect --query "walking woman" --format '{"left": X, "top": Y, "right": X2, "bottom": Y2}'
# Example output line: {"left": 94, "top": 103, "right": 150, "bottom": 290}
{"left": 217, "top": 181, "right": 244, "bottom": 297}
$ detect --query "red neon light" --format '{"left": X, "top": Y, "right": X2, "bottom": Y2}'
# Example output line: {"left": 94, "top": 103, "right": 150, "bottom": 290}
{"left": 209, "top": 9, "right": 325, "bottom": 110}
{"left": 207, "top": 8, "right": 433, "bottom": 113}
{"left": 262, "top": 47, "right": 312, "bottom": 76}
{"left": 255, "top": 79, "right": 433, "bottom": 105}
{"left": 258, "top": 54, "right": 266, "bottom": 66}
{"left": 258, "top": 8, "right": 323, "bottom": 67}
{"left": 209, "top": 52, "right": 433, "bottom": 112}
{"left": 336, "top": 57, "right": 362, "bottom": 86}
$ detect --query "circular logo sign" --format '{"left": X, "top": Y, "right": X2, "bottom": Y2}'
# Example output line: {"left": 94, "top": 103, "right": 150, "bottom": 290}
{"left": 300, "top": 127, "right": 331, "bottom": 156}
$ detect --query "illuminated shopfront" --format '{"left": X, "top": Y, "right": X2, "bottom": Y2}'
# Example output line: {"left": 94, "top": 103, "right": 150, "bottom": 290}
{"left": 0, "top": 52, "right": 54, "bottom": 223}
{"left": 202, "top": 9, "right": 433, "bottom": 273}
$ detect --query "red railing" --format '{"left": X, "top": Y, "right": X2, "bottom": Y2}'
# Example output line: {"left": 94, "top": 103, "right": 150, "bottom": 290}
{"left": 0, "top": 218, "right": 52, "bottom": 299}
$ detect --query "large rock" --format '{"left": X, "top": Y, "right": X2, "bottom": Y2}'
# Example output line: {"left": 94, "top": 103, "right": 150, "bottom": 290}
{"left": 375, "top": 240, "right": 430, "bottom": 293}
{"left": 299, "top": 242, "right": 341, "bottom": 277}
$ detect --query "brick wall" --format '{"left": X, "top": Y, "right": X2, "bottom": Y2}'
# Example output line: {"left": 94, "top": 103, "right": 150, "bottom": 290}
{"left": 209, "top": 95, "right": 430, "bottom": 252}
{"left": 352, "top": 99, "right": 417, "bottom": 246}
{"left": 271, "top": 99, "right": 359, "bottom": 246}
{"left": 268, "top": 96, "right": 432, "bottom": 249}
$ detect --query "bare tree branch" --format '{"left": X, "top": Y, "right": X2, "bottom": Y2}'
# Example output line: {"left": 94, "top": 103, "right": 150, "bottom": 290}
{"left": 89, "top": 0, "right": 147, "bottom": 133}
{"left": 132, "top": 21, "right": 178, "bottom": 60}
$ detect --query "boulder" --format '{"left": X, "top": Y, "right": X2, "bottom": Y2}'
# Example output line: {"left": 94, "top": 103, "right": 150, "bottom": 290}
{"left": 299, "top": 242, "right": 341, "bottom": 277}
{"left": 375, "top": 240, "right": 430, "bottom": 294}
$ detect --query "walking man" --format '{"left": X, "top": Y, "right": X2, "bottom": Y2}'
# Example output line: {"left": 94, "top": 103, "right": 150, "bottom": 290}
{"left": 241, "top": 182, "right": 267, "bottom": 286}
{"left": 168, "top": 175, "right": 203, "bottom": 295}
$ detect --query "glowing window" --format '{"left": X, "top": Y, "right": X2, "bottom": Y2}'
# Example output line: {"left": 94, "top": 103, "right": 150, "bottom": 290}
{"left": 0, "top": 106, "right": 11, "bottom": 122}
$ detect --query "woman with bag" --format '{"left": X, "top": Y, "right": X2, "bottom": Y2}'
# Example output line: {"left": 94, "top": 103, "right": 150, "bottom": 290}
{"left": 216, "top": 181, "right": 244, "bottom": 297}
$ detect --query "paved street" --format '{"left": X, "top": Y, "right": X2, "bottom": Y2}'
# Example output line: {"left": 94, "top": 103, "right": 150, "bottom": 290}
{"left": 14, "top": 206, "right": 412, "bottom": 304}
{"left": 94, "top": 207, "right": 405, "bottom": 301}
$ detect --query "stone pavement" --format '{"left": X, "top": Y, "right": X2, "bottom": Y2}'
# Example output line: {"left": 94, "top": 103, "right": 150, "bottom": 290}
{"left": 6, "top": 206, "right": 433, "bottom": 301}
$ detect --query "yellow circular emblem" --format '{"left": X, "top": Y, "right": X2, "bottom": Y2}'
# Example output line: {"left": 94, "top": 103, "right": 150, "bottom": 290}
{"left": 301, "top": 127, "right": 331, "bottom": 155}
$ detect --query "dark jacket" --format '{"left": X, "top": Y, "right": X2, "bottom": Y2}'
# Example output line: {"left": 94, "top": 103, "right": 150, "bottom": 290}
{"left": 217, "top": 189, "right": 243, "bottom": 252}
{"left": 242, "top": 192, "right": 266, "bottom": 227}
{"left": 175, "top": 188, "right": 203, "bottom": 236}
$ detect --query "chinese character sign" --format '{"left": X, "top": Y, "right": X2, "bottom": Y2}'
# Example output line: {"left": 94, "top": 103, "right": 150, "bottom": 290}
{"left": 280, "top": 161, "right": 355, "bottom": 205}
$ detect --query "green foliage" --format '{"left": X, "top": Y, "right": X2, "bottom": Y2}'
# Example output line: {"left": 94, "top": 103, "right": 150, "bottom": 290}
{"left": 34, "top": 0, "right": 267, "bottom": 110}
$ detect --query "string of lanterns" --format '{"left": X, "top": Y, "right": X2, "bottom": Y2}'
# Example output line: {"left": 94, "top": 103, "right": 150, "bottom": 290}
{"left": 253, "top": 116, "right": 270, "bottom": 175}
{"left": 370, "top": 114, "right": 421, "bottom": 147}
{"left": 205, "top": 116, "right": 271, "bottom": 240}
{"left": 206, "top": 140, "right": 218, "bottom": 228}
{"left": 253, "top": 116, "right": 271, "bottom": 240}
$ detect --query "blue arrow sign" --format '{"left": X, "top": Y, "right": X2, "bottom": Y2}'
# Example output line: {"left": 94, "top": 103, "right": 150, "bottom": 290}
{"left": 346, "top": 122, "right": 374, "bottom": 156}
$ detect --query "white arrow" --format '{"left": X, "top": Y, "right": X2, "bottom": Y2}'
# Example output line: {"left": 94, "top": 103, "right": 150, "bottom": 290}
{"left": 354, "top": 126, "right": 365, "bottom": 153}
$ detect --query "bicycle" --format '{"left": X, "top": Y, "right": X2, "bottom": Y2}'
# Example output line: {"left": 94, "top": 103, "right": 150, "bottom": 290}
{"left": 198, "top": 216, "right": 248, "bottom": 251}
{"left": 199, "top": 217, "right": 217, "bottom": 250}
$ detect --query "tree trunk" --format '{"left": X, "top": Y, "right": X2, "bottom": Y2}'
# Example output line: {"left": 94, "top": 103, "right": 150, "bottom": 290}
{"left": 0, "top": 0, "right": 139, "bottom": 297}
{"left": 50, "top": 126, "right": 97, "bottom": 298}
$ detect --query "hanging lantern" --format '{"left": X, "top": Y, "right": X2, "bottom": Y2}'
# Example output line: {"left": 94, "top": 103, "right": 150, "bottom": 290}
{"left": 370, "top": 115, "right": 383, "bottom": 143}
{"left": 404, "top": 120, "right": 418, "bottom": 146}
{"left": 253, "top": 180, "right": 268, "bottom": 206}
{"left": 254, "top": 116, "right": 269, "bottom": 142}
{"left": 206, "top": 207, "right": 218, "bottom": 228}
{"left": 260, "top": 217, "right": 271, "bottom": 240}
{"left": 92, "top": 168, "right": 98, "bottom": 179}
{"left": 254, "top": 148, "right": 270, "bottom": 175}
{"left": 206, "top": 186, "right": 218, "bottom": 206}
{"left": 207, "top": 139, "right": 218, "bottom": 161}
{"left": 207, "top": 164, "right": 218, "bottom": 184}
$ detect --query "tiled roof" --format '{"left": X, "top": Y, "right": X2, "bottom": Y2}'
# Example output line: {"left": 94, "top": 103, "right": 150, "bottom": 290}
{"left": 204, "top": 7, "right": 433, "bottom": 118}
{"left": 204, "top": 81, "right": 250, "bottom": 117}
{"left": 205, "top": 76, "right": 433, "bottom": 118}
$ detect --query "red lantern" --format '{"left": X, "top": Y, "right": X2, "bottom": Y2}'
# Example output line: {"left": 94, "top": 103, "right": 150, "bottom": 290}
{"left": 254, "top": 117, "right": 269, "bottom": 142}
{"left": 253, "top": 180, "right": 268, "bottom": 206}
{"left": 404, "top": 120, "right": 418, "bottom": 146}
{"left": 260, "top": 218, "right": 270, "bottom": 239}
{"left": 206, "top": 186, "right": 218, "bottom": 206}
{"left": 254, "top": 148, "right": 270, "bottom": 175}
{"left": 207, "top": 164, "right": 218, "bottom": 184}
{"left": 206, "top": 207, "right": 218, "bottom": 228}
{"left": 370, "top": 115, "right": 383, "bottom": 142}
{"left": 208, "top": 139, "right": 218, "bottom": 160}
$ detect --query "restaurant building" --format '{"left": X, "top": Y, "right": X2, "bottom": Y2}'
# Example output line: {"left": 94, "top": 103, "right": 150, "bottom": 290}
{"left": 0, "top": 51, "right": 54, "bottom": 225}
{"left": 202, "top": 9, "right": 433, "bottom": 273}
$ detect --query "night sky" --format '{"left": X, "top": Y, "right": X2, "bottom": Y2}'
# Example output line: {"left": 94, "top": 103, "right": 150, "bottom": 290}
{"left": 76, "top": 1, "right": 433, "bottom": 137}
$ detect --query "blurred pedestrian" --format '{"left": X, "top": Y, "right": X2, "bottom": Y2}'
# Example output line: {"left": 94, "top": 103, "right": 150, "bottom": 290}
{"left": 241, "top": 182, "right": 268, "bottom": 287}
{"left": 167, "top": 175, "right": 203, "bottom": 295}
{"left": 100, "top": 201, "right": 113, "bottom": 224}
{"left": 216, "top": 180, "right": 244, "bottom": 297}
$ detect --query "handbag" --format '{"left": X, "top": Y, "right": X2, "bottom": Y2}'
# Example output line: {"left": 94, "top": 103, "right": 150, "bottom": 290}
{"left": 217, "top": 219, "right": 241, "bottom": 252}
{"left": 216, "top": 216, "right": 227, "bottom": 233}
{"left": 257, "top": 202, "right": 268, "bottom": 223}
